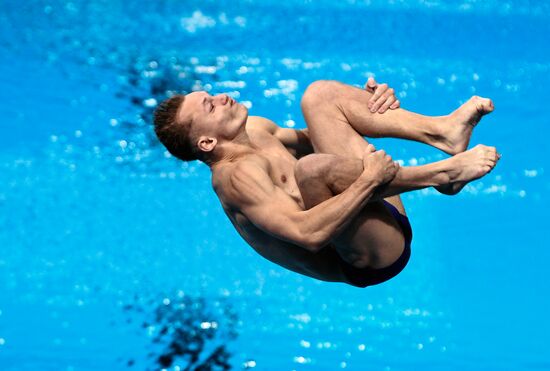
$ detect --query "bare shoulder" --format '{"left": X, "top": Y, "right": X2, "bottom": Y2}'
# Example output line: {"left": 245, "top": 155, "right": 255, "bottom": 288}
{"left": 246, "top": 116, "right": 312, "bottom": 158}
{"left": 246, "top": 115, "right": 280, "bottom": 134}
{"left": 212, "top": 157, "right": 272, "bottom": 208}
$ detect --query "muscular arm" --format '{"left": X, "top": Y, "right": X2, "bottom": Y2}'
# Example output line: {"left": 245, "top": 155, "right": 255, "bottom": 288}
{"left": 224, "top": 160, "right": 380, "bottom": 253}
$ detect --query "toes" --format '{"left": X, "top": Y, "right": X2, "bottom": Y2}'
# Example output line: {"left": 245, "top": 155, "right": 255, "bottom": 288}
{"left": 480, "top": 97, "right": 494, "bottom": 112}
{"left": 482, "top": 145, "right": 497, "bottom": 154}
{"left": 483, "top": 148, "right": 499, "bottom": 164}
{"left": 472, "top": 96, "right": 494, "bottom": 113}
{"left": 486, "top": 156, "right": 499, "bottom": 168}
{"left": 366, "top": 143, "right": 376, "bottom": 152}
{"left": 475, "top": 144, "right": 490, "bottom": 151}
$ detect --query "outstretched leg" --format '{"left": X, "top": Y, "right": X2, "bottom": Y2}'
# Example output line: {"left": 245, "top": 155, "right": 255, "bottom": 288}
{"left": 301, "top": 80, "right": 494, "bottom": 156}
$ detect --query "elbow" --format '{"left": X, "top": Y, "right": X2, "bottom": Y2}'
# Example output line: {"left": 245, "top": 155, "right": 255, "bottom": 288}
{"left": 299, "top": 230, "right": 330, "bottom": 253}
{"left": 292, "top": 212, "right": 330, "bottom": 253}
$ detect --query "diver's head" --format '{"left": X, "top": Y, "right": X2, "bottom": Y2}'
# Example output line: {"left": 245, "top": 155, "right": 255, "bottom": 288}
{"left": 153, "top": 91, "right": 248, "bottom": 164}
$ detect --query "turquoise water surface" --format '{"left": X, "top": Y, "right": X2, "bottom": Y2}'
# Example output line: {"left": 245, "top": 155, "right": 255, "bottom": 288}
{"left": 0, "top": 1, "right": 548, "bottom": 370}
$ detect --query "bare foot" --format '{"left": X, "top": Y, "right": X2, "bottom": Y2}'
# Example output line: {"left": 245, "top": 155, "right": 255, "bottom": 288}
{"left": 436, "top": 144, "right": 501, "bottom": 195}
{"left": 438, "top": 96, "right": 494, "bottom": 155}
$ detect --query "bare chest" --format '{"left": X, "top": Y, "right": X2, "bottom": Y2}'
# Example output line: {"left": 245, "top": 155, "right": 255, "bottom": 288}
{"left": 248, "top": 130, "right": 304, "bottom": 208}
{"left": 209, "top": 125, "right": 339, "bottom": 278}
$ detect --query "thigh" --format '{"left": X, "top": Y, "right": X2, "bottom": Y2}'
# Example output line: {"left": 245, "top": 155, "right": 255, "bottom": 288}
{"left": 295, "top": 155, "right": 406, "bottom": 268}
{"left": 302, "top": 98, "right": 369, "bottom": 159}
{"left": 331, "top": 202, "right": 405, "bottom": 269}
{"left": 301, "top": 80, "right": 371, "bottom": 159}
{"left": 300, "top": 83, "right": 407, "bottom": 215}
{"left": 294, "top": 153, "right": 362, "bottom": 209}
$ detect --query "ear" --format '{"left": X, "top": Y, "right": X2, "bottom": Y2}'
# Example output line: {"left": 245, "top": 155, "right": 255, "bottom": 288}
{"left": 196, "top": 135, "right": 217, "bottom": 153}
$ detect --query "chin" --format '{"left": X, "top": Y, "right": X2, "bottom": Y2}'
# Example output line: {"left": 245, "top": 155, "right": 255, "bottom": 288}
{"left": 238, "top": 103, "right": 249, "bottom": 119}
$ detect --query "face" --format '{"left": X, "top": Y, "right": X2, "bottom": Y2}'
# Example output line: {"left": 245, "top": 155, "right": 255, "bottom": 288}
{"left": 177, "top": 91, "right": 248, "bottom": 144}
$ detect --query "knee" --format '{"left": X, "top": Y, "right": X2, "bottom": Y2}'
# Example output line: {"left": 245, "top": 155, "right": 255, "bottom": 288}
{"left": 294, "top": 154, "right": 336, "bottom": 187}
{"left": 301, "top": 80, "right": 341, "bottom": 110}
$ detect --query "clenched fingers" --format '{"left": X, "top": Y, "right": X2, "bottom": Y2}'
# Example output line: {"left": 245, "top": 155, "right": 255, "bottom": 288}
{"left": 368, "top": 83, "right": 388, "bottom": 111}
{"left": 389, "top": 99, "right": 400, "bottom": 109}
{"left": 370, "top": 87, "right": 395, "bottom": 113}
{"left": 365, "top": 77, "right": 377, "bottom": 93}
{"left": 377, "top": 95, "right": 398, "bottom": 113}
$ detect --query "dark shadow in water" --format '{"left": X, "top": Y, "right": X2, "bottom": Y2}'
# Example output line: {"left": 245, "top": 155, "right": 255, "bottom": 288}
{"left": 123, "top": 292, "right": 239, "bottom": 370}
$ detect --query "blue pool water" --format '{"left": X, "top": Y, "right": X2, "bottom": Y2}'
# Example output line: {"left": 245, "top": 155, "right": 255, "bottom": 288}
{"left": 1, "top": 0, "right": 549, "bottom": 369}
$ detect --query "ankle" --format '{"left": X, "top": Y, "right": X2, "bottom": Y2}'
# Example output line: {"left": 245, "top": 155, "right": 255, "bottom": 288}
{"left": 440, "top": 157, "right": 463, "bottom": 185}
{"left": 433, "top": 169, "right": 452, "bottom": 186}
{"left": 426, "top": 115, "right": 459, "bottom": 154}
{"left": 431, "top": 158, "right": 457, "bottom": 186}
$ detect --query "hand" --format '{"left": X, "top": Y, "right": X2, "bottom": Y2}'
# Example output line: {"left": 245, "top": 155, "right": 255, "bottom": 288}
{"left": 361, "top": 144, "right": 400, "bottom": 185}
{"left": 365, "top": 77, "right": 400, "bottom": 114}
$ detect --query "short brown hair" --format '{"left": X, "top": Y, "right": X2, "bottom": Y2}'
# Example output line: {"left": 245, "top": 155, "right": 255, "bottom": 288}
{"left": 153, "top": 94, "right": 199, "bottom": 162}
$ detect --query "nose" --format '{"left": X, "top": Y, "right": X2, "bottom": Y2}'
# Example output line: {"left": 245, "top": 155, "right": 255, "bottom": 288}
{"left": 214, "top": 94, "right": 229, "bottom": 106}
{"left": 214, "top": 94, "right": 230, "bottom": 106}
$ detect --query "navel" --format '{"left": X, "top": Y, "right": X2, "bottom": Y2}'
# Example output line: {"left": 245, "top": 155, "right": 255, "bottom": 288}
{"left": 281, "top": 175, "right": 287, "bottom": 183}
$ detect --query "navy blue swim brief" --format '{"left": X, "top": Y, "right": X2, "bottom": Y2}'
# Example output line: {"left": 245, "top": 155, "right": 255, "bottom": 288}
{"left": 335, "top": 200, "right": 413, "bottom": 288}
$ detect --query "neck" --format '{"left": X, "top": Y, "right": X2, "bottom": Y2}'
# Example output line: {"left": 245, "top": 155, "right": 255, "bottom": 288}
{"left": 207, "top": 130, "right": 259, "bottom": 168}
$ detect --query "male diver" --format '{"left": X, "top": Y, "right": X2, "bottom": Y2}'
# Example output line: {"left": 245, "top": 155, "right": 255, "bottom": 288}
{"left": 153, "top": 78, "right": 499, "bottom": 288}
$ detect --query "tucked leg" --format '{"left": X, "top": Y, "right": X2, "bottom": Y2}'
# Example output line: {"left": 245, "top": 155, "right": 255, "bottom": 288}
{"left": 300, "top": 80, "right": 494, "bottom": 156}
{"left": 294, "top": 150, "right": 499, "bottom": 268}
{"left": 299, "top": 79, "right": 498, "bottom": 210}
{"left": 294, "top": 154, "right": 405, "bottom": 269}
